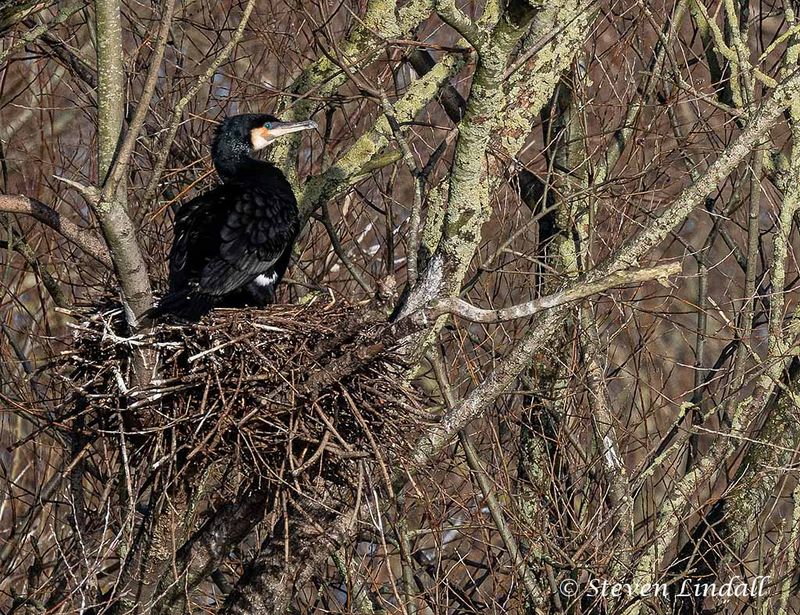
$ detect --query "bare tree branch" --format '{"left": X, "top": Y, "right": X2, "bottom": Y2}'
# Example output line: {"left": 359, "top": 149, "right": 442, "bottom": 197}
{"left": 0, "top": 194, "right": 112, "bottom": 267}
{"left": 412, "top": 68, "right": 800, "bottom": 465}
{"left": 418, "top": 262, "right": 680, "bottom": 324}
{"left": 93, "top": 0, "right": 153, "bottom": 326}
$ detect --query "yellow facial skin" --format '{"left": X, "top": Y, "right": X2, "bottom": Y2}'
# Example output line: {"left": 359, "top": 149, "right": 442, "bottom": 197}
{"left": 250, "top": 126, "right": 273, "bottom": 151}
{"left": 249, "top": 120, "right": 318, "bottom": 151}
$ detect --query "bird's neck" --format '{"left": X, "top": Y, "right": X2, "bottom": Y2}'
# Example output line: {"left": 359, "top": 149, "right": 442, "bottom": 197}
{"left": 212, "top": 144, "right": 273, "bottom": 183}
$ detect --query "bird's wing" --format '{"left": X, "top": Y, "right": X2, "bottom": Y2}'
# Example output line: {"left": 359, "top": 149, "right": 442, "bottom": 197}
{"left": 167, "top": 187, "right": 231, "bottom": 292}
{"left": 198, "top": 188, "right": 298, "bottom": 296}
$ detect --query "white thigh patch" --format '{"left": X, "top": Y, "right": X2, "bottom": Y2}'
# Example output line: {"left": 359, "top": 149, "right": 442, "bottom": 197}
{"left": 254, "top": 272, "right": 278, "bottom": 287}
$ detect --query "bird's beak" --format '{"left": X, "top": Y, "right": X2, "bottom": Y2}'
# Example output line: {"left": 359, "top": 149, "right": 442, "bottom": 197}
{"left": 266, "top": 120, "right": 318, "bottom": 138}
{"left": 251, "top": 120, "right": 318, "bottom": 150}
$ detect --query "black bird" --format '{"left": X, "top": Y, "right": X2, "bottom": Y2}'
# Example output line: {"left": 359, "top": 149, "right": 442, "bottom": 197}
{"left": 152, "top": 113, "right": 317, "bottom": 320}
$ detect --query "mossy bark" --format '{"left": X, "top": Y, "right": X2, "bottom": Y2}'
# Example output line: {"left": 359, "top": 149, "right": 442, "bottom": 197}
{"left": 297, "top": 52, "right": 464, "bottom": 219}
{"left": 272, "top": 0, "right": 435, "bottom": 186}
{"left": 401, "top": 0, "right": 590, "bottom": 321}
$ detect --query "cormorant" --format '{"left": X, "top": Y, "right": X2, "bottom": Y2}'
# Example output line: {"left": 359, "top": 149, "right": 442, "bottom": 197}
{"left": 151, "top": 113, "right": 317, "bottom": 320}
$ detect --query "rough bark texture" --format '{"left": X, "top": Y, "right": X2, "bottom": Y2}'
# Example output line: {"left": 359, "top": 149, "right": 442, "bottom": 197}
{"left": 93, "top": 0, "right": 153, "bottom": 326}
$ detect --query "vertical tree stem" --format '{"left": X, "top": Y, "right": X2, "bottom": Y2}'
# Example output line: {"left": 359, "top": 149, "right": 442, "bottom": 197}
{"left": 93, "top": 0, "right": 154, "bottom": 329}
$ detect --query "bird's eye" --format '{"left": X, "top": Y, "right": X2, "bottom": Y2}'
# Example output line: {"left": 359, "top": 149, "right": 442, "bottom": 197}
{"left": 264, "top": 122, "right": 272, "bottom": 130}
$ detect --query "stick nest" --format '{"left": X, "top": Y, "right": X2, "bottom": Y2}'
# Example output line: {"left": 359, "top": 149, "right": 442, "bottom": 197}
{"left": 56, "top": 297, "right": 425, "bottom": 499}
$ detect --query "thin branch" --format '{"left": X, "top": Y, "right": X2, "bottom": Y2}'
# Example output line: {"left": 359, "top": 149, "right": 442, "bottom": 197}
{"left": 142, "top": 0, "right": 257, "bottom": 204}
{"left": 0, "top": 1, "right": 84, "bottom": 66}
{"left": 430, "top": 351, "right": 544, "bottom": 606}
{"left": 379, "top": 92, "right": 423, "bottom": 285}
{"left": 33, "top": 27, "right": 97, "bottom": 88}
{"left": 318, "top": 206, "right": 373, "bottom": 294}
{"left": 0, "top": 232, "right": 69, "bottom": 308}
{"left": 53, "top": 174, "right": 100, "bottom": 204}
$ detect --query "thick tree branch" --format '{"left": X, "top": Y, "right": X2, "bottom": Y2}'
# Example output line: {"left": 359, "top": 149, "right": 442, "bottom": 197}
{"left": 0, "top": 0, "right": 57, "bottom": 33}
{"left": 0, "top": 194, "right": 112, "bottom": 267}
{"left": 419, "top": 262, "right": 680, "bottom": 323}
{"left": 150, "top": 484, "right": 275, "bottom": 614}
{"left": 94, "top": 0, "right": 153, "bottom": 326}
{"left": 434, "top": 0, "right": 482, "bottom": 48}
{"left": 399, "top": 0, "right": 591, "bottom": 319}
{"left": 103, "top": 0, "right": 176, "bottom": 200}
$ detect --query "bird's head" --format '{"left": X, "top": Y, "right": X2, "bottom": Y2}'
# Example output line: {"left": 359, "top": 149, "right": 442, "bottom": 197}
{"left": 248, "top": 114, "right": 318, "bottom": 150}
{"left": 211, "top": 113, "right": 318, "bottom": 180}
{"left": 213, "top": 113, "right": 317, "bottom": 155}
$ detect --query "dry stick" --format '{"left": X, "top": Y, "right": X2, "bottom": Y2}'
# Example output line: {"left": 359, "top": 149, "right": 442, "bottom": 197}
{"left": 594, "top": 0, "right": 689, "bottom": 187}
{"left": 142, "top": 0, "right": 257, "bottom": 204}
{"left": 218, "top": 500, "right": 361, "bottom": 615}
{"left": 341, "top": 387, "right": 412, "bottom": 611}
{"left": 658, "top": 76, "right": 770, "bottom": 472}
{"left": 0, "top": 194, "right": 112, "bottom": 267}
{"left": 642, "top": 27, "right": 797, "bottom": 596}
{"left": 410, "top": 68, "right": 800, "bottom": 467}
{"left": 152, "top": 482, "right": 277, "bottom": 613}
{"left": 331, "top": 547, "right": 378, "bottom": 614}
{"left": 704, "top": 49, "right": 800, "bottom": 589}
{"left": 627, "top": 141, "right": 800, "bottom": 611}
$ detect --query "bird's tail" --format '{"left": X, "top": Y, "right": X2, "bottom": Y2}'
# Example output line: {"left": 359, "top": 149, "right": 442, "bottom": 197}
{"left": 145, "top": 292, "right": 215, "bottom": 322}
